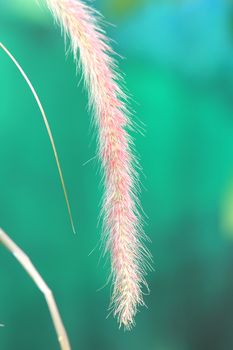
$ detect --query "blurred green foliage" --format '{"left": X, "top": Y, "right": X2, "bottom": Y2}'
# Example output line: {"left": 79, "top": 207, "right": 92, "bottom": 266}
{"left": 1, "top": 1, "right": 233, "bottom": 350}
{"left": 104, "top": 0, "right": 148, "bottom": 16}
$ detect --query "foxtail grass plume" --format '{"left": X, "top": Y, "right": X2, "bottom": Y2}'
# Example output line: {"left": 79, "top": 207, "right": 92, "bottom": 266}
{"left": 45, "top": 0, "right": 150, "bottom": 329}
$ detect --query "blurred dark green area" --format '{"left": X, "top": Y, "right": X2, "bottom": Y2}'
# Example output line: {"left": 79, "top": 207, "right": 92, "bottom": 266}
{"left": 1, "top": 0, "right": 233, "bottom": 349}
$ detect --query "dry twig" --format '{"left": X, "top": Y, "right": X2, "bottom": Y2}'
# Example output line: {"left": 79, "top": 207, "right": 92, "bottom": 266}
{"left": 0, "top": 227, "right": 71, "bottom": 350}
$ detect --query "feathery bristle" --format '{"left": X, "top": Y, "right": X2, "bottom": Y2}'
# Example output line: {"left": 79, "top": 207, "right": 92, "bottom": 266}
{"left": 45, "top": 0, "right": 150, "bottom": 328}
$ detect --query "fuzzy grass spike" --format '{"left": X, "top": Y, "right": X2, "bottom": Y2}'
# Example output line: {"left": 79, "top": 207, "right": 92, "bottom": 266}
{"left": 44, "top": 0, "right": 150, "bottom": 329}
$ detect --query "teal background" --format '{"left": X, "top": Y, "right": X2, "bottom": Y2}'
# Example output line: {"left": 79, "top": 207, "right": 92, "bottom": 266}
{"left": 1, "top": 0, "right": 233, "bottom": 349}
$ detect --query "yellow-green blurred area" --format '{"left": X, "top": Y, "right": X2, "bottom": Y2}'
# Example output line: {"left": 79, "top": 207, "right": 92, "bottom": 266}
{"left": 2, "top": 0, "right": 233, "bottom": 349}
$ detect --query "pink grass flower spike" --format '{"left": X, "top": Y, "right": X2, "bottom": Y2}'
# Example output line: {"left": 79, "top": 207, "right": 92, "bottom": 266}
{"left": 45, "top": 0, "right": 151, "bottom": 329}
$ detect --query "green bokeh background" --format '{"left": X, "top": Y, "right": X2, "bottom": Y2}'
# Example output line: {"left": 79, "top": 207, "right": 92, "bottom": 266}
{"left": 1, "top": 0, "right": 233, "bottom": 349}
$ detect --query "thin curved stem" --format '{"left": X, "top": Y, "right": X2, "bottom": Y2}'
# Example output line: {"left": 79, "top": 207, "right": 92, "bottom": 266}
{"left": 0, "top": 42, "right": 76, "bottom": 234}
{"left": 0, "top": 228, "right": 71, "bottom": 350}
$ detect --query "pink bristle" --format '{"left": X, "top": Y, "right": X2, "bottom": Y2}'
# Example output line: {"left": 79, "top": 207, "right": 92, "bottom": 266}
{"left": 45, "top": 0, "right": 150, "bottom": 328}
